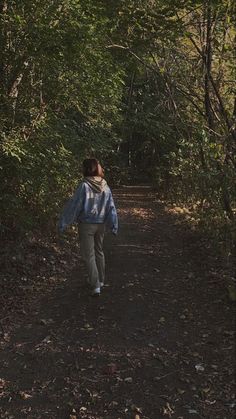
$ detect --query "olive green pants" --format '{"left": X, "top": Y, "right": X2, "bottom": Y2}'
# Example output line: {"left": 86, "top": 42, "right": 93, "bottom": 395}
{"left": 79, "top": 223, "right": 105, "bottom": 289}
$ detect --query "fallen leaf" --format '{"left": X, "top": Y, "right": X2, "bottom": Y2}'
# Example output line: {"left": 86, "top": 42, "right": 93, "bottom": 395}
{"left": 162, "top": 402, "right": 174, "bottom": 417}
{"left": 19, "top": 391, "right": 32, "bottom": 400}
{"left": 177, "top": 388, "right": 185, "bottom": 395}
{"left": 124, "top": 377, "right": 133, "bottom": 383}
{"left": 79, "top": 407, "right": 87, "bottom": 412}
{"left": 131, "top": 404, "right": 142, "bottom": 413}
{"left": 109, "top": 401, "right": 119, "bottom": 407}
{"left": 103, "top": 363, "right": 118, "bottom": 375}
{"left": 195, "top": 364, "right": 205, "bottom": 372}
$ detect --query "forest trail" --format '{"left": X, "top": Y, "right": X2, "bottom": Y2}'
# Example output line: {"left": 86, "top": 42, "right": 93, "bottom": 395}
{"left": 0, "top": 187, "right": 235, "bottom": 419}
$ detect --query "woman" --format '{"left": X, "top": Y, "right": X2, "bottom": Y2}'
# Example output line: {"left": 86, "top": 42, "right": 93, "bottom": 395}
{"left": 58, "top": 158, "right": 118, "bottom": 296}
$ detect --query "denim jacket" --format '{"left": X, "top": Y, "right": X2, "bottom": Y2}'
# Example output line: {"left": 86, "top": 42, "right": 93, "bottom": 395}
{"left": 58, "top": 179, "right": 118, "bottom": 234}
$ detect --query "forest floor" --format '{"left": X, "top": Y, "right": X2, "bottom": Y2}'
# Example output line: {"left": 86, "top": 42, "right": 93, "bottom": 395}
{"left": 0, "top": 187, "right": 235, "bottom": 419}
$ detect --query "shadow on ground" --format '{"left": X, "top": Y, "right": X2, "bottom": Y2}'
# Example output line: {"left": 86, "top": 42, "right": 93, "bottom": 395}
{"left": 0, "top": 187, "right": 235, "bottom": 419}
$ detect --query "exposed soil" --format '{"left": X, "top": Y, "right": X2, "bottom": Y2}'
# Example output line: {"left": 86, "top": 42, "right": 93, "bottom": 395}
{"left": 0, "top": 187, "right": 235, "bottom": 419}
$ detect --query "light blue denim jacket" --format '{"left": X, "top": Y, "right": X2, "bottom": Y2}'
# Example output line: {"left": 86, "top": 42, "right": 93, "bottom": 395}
{"left": 58, "top": 179, "right": 118, "bottom": 234}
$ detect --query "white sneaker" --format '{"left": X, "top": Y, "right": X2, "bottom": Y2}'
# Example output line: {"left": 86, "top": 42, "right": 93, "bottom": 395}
{"left": 91, "top": 287, "right": 100, "bottom": 296}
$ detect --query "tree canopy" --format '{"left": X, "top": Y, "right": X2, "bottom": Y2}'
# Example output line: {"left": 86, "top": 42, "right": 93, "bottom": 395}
{"left": 0, "top": 0, "right": 235, "bottom": 247}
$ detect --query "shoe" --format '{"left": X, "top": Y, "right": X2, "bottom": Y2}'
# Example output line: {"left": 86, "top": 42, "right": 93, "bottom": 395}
{"left": 91, "top": 287, "right": 100, "bottom": 296}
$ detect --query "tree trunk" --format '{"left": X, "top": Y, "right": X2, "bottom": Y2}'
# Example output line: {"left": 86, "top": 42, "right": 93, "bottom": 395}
{"left": 203, "top": 0, "right": 214, "bottom": 131}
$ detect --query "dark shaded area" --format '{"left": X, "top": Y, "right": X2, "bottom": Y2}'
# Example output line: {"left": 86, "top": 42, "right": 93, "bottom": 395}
{"left": 0, "top": 187, "right": 235, "bottom": 418}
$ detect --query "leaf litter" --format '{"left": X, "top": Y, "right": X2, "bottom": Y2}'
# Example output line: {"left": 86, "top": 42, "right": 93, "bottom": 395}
{"left": 0, "top": 188, "right": 235, "bottom": 418}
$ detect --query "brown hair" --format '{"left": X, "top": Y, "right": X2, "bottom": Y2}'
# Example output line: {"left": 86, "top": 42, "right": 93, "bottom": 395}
{"left": 82, "top": 158, "right": 99, "bottom": 177}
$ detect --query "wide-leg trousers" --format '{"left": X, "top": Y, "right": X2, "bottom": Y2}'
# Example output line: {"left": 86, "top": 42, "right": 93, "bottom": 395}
{"left": 79, "top": 223, "right": 105, "bottom": 289}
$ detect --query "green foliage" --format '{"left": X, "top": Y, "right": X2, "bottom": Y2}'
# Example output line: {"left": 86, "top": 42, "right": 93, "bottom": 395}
{"left": 0, "top": 0, "right": 124, "bottom": 232}
{"left": 0, "top": 0, "right": 235, "bottom": 253}
{"left": 106, "top": 0, "right": 235, "bottom": 251}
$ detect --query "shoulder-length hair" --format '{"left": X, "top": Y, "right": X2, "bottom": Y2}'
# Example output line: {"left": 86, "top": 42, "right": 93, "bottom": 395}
{"left": 82, "top": 158, "right": 99, "bottom": 177}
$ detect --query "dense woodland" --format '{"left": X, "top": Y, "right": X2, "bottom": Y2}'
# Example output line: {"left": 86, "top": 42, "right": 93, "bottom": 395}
{"left": 0, "top": 0, "right": 235, "bottom": 254}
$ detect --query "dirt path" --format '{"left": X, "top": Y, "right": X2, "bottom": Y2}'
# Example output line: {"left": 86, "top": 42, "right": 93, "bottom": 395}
{"left": 0, "top": 187, "right": 235, "bottom": 419}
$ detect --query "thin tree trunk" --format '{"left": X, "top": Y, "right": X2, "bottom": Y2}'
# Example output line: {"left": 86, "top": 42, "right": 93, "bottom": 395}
{"left": 203, "top": 0, "right": 214, "bottom": 131}
{"left": 201, "top": 2, "right": 234, "bottom": 222}
{"left": 126, "top": 71, "right": 136, "bottom": 167}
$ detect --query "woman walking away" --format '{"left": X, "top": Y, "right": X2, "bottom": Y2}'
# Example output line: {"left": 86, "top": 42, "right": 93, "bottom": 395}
{"left": 58, "top": 159, "right": 118, "bottom": 296}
